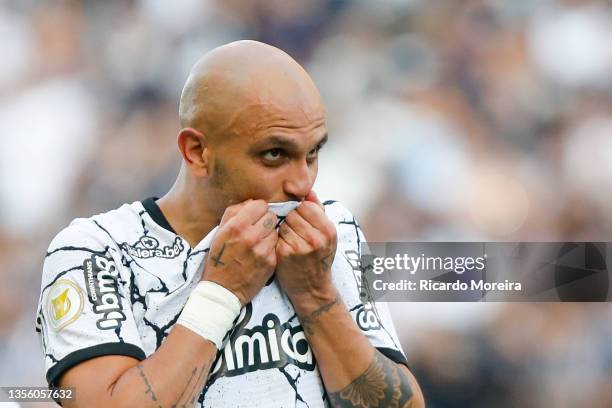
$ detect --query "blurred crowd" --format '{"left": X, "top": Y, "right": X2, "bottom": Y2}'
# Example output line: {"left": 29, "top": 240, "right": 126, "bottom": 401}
{"left": 0, "top": 0, "right": 611, "bottom": 407}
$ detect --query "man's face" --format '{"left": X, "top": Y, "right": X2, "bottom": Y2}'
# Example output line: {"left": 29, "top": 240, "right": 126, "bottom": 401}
{"left": 206, "top": 101, "right": 327, "bottom": 209}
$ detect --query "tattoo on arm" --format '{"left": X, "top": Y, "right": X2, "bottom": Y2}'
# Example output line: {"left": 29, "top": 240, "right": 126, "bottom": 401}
{"left": 211, "top": 243, "right": 226, "bottom": 267}
{"left": 137, "top": 363, "right": 162, "bottom": 407}
{"left": 299, "top": 296, "right": 340, "bottom": 336}
{"left": 188, "top": 358, "right": 212, "bottom": 406}
{"left": 171, "top": 366, "right": 196, "bottom": 408}
{"left": 173, "top": 356, "right": 215, "bottom": 408}
{"left": 328, "top": 351, "right": 415, "bottom": 408}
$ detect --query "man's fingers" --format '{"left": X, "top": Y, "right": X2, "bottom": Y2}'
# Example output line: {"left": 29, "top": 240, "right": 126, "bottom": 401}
{"left": 305, "top": 190, "right": 323, "bottom": 208}
{"left": 220, "top": 199, "right": 252, "bottom": 226}
{"left": 284, "top": 210, "right": 322, "bottom": 247}
{"left": 278, "top": 223, "right": 311, "bottom": 252}
{"left": 253, "top": 228, "right": 278, "bottom": 256}
{"left": 249, "top": 210, "right": 278, "bottom": 240}
{"left": 229, "top": 199, "right": 269, "bottom": 227}
{"left": 295, "top": 201, "right": 333, "bottom": 235}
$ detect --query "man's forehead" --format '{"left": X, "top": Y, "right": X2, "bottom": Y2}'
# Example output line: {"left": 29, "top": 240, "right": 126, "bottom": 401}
{"left": 229, "top": 100, "right": 326, "bottom": 139}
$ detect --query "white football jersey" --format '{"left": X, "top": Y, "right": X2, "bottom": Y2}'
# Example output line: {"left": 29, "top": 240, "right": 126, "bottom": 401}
{"left": 35, "top": 198, "right": 407, "bottom": 407}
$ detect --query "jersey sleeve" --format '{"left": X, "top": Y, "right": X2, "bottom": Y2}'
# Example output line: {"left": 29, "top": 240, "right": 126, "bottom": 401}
{"left": 35, "top": 219, "right": 146, "bottom": 388}
{"left": 324, "top": 201, "right": 409, "bottom": 367}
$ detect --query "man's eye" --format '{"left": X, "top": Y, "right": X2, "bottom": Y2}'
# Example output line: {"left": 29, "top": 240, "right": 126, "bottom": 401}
{"left": 307, "top": 144, "right": 322, "bottom": 160}
{"left": 262, "top": 148, "right": 284, "bottom": 162}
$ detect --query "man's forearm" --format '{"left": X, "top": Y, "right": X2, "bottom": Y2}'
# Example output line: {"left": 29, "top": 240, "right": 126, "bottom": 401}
{"left": 295, "top": 289, "right": 424, "bottom": 408}
{"left": 65, "top": 325, "right": 217, "bottom": 408}
{"left": 110, "top": 325, "right": 216, "bottom": 408}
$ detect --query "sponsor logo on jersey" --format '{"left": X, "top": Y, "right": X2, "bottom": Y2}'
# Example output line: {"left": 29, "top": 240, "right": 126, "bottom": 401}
{"left": 125, "top": 236, "right": 184, "bottom": 259}
{"left": 343, "top": 251, "right": 382, "bottom": 331}
{"left": 46, "top": 279, "right": 83, "bottom": 331}
{"left": 344, "top": 249, "right": 369, "bottom": 301}
{"left": 82, "top": 254, "right": 126, "bottom": 330}
{"left": 356, "top": 303, "right": 381, "bottom": 331}
{"left": 210, "top": 305, "right": 315, "bottom": 382}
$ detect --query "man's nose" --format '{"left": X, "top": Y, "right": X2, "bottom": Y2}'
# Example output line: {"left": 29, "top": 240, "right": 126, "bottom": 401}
{"left": 282, "top": 160, "right": 314, "bottom": 201}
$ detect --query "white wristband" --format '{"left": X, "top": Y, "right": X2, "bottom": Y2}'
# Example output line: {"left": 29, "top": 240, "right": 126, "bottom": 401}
{"left": 177, "top": 281, "right": 242, "bottom": 349}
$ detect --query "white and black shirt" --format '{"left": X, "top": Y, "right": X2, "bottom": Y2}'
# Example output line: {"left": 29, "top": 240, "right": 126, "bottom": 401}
{"left": 36, "top": 198, "right": 408, "bottom": 407}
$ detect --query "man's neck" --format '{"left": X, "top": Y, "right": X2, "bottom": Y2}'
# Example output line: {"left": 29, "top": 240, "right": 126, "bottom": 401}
{"left": 156, "top": 182, "right": 220, "bottom": 248}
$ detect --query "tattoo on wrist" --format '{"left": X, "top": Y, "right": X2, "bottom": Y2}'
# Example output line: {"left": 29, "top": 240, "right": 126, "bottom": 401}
{"left": 327, "top": 351, "right": 414, "bottom": 408}
{"left": 299, "top": 296, "right": 340, "bottom": 336}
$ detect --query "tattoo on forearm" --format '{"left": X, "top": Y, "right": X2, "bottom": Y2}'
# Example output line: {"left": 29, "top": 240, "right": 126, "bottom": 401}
{"left": 186, "top": 357, "right": 214, "bottom": 407}
{"left": 300, "top": 296, "right": 340, "bottom": 336}
{"left": 172, "top": 366, "right": 197, "bottom": 408}
{"left": 135, "top": 356, "right": 214, "bottom": 408}
{"left": 137, "top": 363, "right": 162, "bottom": 407}
{"left": 328, "top": 351, "right": 414, "bottom": 408}
{"left": 211, "top": 243, "right": 226, "bottom": 267}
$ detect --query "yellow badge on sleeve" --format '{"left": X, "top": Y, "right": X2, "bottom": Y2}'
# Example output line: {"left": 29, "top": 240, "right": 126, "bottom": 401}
{"left": 47, "top": 279, "right": 84, "bottom": 331}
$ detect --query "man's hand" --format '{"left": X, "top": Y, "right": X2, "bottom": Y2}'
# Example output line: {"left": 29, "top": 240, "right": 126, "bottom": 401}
{"left": 275, "top": 191, "right": 338, "bottom": 314}
{"left": 203, "top": 199, "right": 278, "bottom": 305}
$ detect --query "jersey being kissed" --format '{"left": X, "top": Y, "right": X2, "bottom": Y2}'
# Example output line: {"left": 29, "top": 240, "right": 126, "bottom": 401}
{"left": 36, "top": 198, "right": 407, "bottom": 407}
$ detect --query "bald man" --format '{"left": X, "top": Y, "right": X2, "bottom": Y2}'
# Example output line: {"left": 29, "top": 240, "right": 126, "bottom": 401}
{"left": 36, "top": 41, "right": 425, "bottom": 408}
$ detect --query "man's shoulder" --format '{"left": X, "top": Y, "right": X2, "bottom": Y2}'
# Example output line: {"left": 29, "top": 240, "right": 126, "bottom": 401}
{"left": 322, "top": 199, "right": 359, "bottom": 224}
{"left": 322, "top": 199, "right": 365, "bottom": 250}
{"left": 48, "top": 201, "right": 144, "bottom": 251}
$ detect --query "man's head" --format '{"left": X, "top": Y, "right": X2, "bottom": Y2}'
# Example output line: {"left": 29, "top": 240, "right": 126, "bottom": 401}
{"left": 176, "top": 40, "right": 327, "bottom": 217}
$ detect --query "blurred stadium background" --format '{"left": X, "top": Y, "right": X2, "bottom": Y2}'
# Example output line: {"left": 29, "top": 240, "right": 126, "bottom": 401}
{"left": 1, "top": 0, "right": 612, "bottom": 407}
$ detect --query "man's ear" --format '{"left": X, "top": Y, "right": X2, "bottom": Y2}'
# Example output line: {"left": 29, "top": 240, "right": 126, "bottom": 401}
{"left": 177, "top": 127, "right": 210, "bottom": 177}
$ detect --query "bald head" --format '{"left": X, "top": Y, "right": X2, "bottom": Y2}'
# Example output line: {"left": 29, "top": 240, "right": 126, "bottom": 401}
{"left": 179, "top": 40, "right": 324, "bottom": 141}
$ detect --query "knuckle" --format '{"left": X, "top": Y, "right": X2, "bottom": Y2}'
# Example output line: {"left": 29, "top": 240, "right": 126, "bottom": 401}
{"left": 309, "top": 236, "right": 324, "bottom": 250}
{"left": 226, "top": 220, "right": 241, "bottom": 235}
{"left": 252, "top": 246, "right": 266, "bottom": 259}
{"left": 325, "top": 224, "right": 337, "bottom": 240}
{"left": 241, "top": 233, "right": 257, "bottom": 247}
{"left": 265, "top": 254, "right": 276, "bottom": 268}
{"left": 253, "top": 199, "right": 267, "bottom": 210}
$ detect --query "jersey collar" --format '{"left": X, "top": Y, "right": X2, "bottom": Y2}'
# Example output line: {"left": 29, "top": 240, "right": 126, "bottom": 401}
{"left": 141, "top": 197, "right": 176, "bottom": 234}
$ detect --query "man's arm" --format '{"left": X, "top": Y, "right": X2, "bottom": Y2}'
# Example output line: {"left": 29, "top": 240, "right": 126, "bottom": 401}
{"left": 60, "top": 325, "right": 217, "bottom": 408}
{"left": 275, "top": 193, "right": 425, "bottom": 408}
{"left": 55, "top": 200, "right": 279, "bottom": 407}
{"left": 296, "top": 291, "right": 424, "bottom": 408}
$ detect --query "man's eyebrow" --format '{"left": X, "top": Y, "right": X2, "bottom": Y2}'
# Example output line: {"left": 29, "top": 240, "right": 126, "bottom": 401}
{"left": 256, "top": 133, "right": 328, "bottom": 150}
{"left": 317, "top": 133, "right": 328, "bottom": 147}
